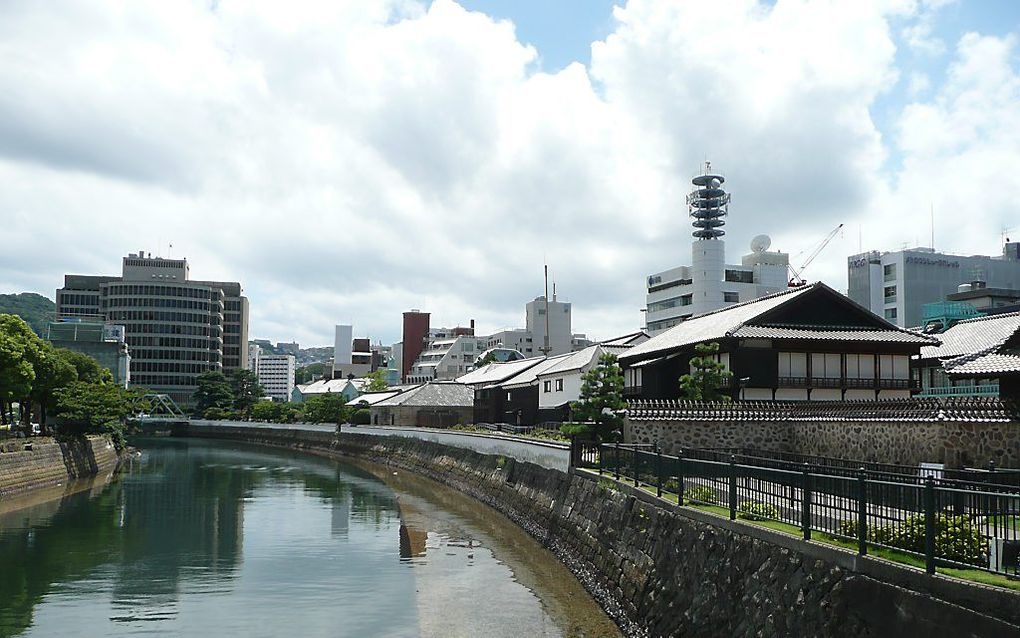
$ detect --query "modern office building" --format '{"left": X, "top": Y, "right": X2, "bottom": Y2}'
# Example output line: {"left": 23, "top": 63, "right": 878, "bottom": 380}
{"left": 401, "top": 311, "right": 430, "bottom": 383}
{"left": 526, "top": 294, "right": 577, "bottom": 356}
{"left": 643, "top": 164, "right": 789, "bottom": 335}
{"left": 47, "top": 320, "right": 131, "bottom": 387}
{"left": 55, "top": 252, "right": 248, "bottom": 406}
{"left": 406, "top": 334, "right": 486, "bottom": 383}
{"left": 249, "top": 345, "right": 295, "bottom": 402}
{"left": 848, "top": 243, "right": 1020, "bottom": 328}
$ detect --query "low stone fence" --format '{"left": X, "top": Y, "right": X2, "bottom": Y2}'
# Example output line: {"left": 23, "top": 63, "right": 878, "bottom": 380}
{"left": 626, "top": 399, "right": 1020, "bottom": 468}
{"left": 0, "top": 435, "right": 120, "bottom": 498}
{"left": 181, "top": 422, "right": 1020, "bottom": 638}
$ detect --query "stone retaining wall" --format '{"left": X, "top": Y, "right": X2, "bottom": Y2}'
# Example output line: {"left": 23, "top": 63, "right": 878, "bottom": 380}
{"left": 0, "top": 435, "right": 120, "bottom": 498}
{"left": 186, "top": 423, "right": 1020, "bottom": 638}
{"left": 626, "top": 418, "right": 1020, "bottom": 468}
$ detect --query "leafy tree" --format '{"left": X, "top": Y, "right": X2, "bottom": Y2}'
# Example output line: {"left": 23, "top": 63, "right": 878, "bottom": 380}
{"left": 678, "top": 342, "right": 733, "bottom": 401}
{"left": 53, "top": 381, "right": 137, "bottom": 449}
{"left": 0, "top": 314, "right": 39, "bottom": 426}
{"left": 364, "top": 369, "right": 389, "bottom": 392}
{"left": 561, "top": 353, "right": 627, "bottom": 442}
{"left": 193, "top": 371, "right": 234, "bottom": 416}
{"left": 295, "top": 362, "right": 328, "bottom": 385}
{"left": 61, "top": 349, "right": 113, "bottom": 384}
{"left": 250, "top": 401, "right": 278, "bottom": 422}
{"left": 302, "top": 393, "right": 350, "bottom": 425}
{"left": 230, "top": 369, "right": 264, "bottom": 416}
{"left": 29, "top": 344, "right": 78, "bottom": 434}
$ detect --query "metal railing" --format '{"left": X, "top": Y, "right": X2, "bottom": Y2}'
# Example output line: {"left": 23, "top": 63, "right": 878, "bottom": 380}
{"left": 571, "top": 441, "right": 1020, "bottom": 578}
{"left": 918, "top": 384, "right": 1001, "bottom": 398}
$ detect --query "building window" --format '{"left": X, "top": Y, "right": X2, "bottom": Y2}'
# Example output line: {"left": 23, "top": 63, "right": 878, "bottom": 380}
{"left": 883, "top": 263, "right": 896, "bottom": 281}
{"left": 543, "top": 380, "right": 551, "bottom": 393}
{"left": 778, "top": 352, "right": 807, "bottom": 377}
{"left": 724, "top": 269, "right": 754, "bottom": 284}
{"left": 555, "top": 379, "right": 563, "bottom": 391}
{"left": 884, "top": 308, "right": 897, "bottom": 320}
{"left": 723, "top": 292, "right": 739, "bottom": 303}
{"left": 883, "top": 285, "right": 896, "bottom": 302}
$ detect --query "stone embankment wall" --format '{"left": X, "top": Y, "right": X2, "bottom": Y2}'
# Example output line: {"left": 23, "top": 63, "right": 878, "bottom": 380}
{"left": 626, "top": 418, "right": 1020, "bottom": 468}
{"left": 186, "top": 423, "right": 1020, "bottom": 638}
{"left": 0, "top": 435, "right": 120, "bottom": 497}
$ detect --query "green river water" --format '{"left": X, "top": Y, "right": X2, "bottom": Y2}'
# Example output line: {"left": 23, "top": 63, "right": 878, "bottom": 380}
{"left": 0, "top": 438, "right": 619, "bottom": 638}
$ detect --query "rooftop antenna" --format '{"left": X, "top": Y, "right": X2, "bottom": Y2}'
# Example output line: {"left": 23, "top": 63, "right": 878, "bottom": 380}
{"left": 930, "top": 203, "right": 935, "bottom": 250}
{"left": 540, "top": 264, "right": 551, "bottom": 356}
{"left": 688, "top": 161, "right": 728, "bottom": 240}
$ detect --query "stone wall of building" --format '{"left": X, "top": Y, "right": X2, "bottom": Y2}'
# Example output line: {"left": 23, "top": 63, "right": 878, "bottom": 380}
{"left": 0, "top": 435, "right": 121, "bottom": 497}
{"left": 625, "top": 418, "right": 1020, "bottom": 468}
{"left": 184, "top": 423, "right": 1020, "bottom": 638}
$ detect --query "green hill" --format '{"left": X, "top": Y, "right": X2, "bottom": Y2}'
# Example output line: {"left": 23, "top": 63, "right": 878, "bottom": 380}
{"left": 0, "top": 292, "right": 56, "bottom": 337}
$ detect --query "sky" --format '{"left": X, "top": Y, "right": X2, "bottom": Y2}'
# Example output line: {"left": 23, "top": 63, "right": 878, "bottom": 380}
{"left": 2, "top": 0, "right": 1020, "bottom": 347}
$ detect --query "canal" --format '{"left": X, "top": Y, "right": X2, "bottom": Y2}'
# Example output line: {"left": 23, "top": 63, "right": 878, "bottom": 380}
{"left": 0, "top": 438, "right": 620, "bottom": 637}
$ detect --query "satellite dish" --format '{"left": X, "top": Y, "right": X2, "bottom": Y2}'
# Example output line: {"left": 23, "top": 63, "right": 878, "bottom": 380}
{"left": 750, "top": 234, "right": 771, "bottom": 253}
{"left": 710, "top": 178, "right": 721, "bottom": 189}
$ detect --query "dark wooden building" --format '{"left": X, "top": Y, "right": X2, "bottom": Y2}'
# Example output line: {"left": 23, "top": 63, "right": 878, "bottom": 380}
{"left": 619, "top": 283, "right": 938, "bottom": 401}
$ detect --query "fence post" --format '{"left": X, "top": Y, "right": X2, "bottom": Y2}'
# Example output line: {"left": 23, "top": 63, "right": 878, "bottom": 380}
{"left": 633, "top": 445, "right": 640, "bottom": 487}
{"left": 801, "top": 463, "right": 812, "bottom": 541}
{"left": 656, "top": 448, "right": 663, "bottom": 498}
{"left": 598, "top": 442, "right": 604, "bottom": 476}
{"left": 614, "top": 442, "right": 620, "bottom": 481}
{"left": 857, "top": 468, "right": 868, "bottom": 556}
{"left": 729, "top": 455, "right": 737, "bottom": 521}
{"left": 677, "top": 449, "right": 685, "bottom": 504}
{"left": 924, "top": 477, "right": 936, "bottom": 575}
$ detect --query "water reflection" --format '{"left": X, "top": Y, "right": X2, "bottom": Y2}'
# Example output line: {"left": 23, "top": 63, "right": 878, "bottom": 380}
{"left": 0, "top": 438, "right": 618, "bottom": 638}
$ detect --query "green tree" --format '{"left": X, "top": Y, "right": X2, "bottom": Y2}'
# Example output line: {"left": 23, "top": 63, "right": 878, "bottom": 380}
{"left": 364, "top": 369, "right": 389, "bottom": 392}
{"left": 193, "top": 371, "right": 234, "bottom": 416}
{"left": 302, "top": 393, "right": 350, "bottom": 425}
{"left": 61, "top": 349, "right": 113, "bottom": 384}
{"left": 678, "top": 342, "right": 733, "bottom": 401}
{"left": 0, "top": 314, "right": 39, "bottom": 426}
{"left": 562, "top": 353, "right": 627, "bottom": 442}
{"left": 295, "top": 362, "right": 328, "bottom": 385}
{"left": 250, "top": 401, "right": 278, "bottom": 422}
{"left": 476, "top": 351, "right": 499, "bottom": 367}
{"left": 29, "top": 344, "right": 78, "bottom": 434}
{"left": 53, "top": 381, "right": 137, "bottom": 449}
{"left": 230, "top": 369, "right": 264, "bottom": 417}
{"left": 0, "top": 292, "right": 56, "bottom": 337}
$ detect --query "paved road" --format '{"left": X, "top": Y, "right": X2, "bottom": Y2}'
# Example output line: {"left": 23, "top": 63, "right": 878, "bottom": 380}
{"left": 187, "top": 420, "right": 570, "bottom": 472}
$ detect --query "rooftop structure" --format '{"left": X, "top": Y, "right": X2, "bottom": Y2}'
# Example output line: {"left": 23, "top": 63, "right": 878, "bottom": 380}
{"left": 916, "top": 312, "right": 1020, "bottom": 399}
{"left": 644, "top": 164, "right": 789, "bottom": 335}
{"left": 47, "top": 320, "right": 131, "bottom": 387}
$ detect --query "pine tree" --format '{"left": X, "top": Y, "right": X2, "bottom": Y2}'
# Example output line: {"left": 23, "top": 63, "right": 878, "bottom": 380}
{"left": 562, "top": 353, "right": 626, "bottom": 442}
{"left": 678, "top": 342, "right": 733, "bottom": 401}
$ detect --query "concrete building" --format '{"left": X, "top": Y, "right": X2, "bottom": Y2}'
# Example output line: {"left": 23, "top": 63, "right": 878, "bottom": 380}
{"left": 331, "top": 325, "right": 373, "bottom": 379}
{"left": 526, "top": 294, "right": 576, "bottom": 355}
{"left": 847, "top": 243, "right": 1020, "bottom": 328}
{"left": 643, "top": 165, "right": 790, "bottom": 335}
{"left": 249, "top": 345, "right": 295, "bottom": 402}
{"left": 47, "top": 320, "right": 131, "bottom": 387}
{"left": 56, "top": 253, "right": 248, "bottom": 406}
{"left": 406, "top": 334, "right": 485, "bottom": 383}
{"left": 485, "top": 328, "right": 535, "bottom": 357}
{"left": 401, "top": 311, "right": 430, "bottom": 383}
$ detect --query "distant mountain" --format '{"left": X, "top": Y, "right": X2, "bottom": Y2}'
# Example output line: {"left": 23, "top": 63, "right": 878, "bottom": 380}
{"left": 0, "top": 292, "right": 56, "bottom": 337}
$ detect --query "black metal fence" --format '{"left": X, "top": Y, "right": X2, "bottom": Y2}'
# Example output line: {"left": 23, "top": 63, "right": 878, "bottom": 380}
{"left": 570, "top": 440, "right": 1020, "bottom": 578}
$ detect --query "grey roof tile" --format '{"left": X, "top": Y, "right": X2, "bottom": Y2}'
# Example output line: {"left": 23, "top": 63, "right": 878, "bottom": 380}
{"left": 919, "top": 312, "right": 1020, "bottom": 361}
{"left": 732, "top": 326, "right": 934, "bottom": 343}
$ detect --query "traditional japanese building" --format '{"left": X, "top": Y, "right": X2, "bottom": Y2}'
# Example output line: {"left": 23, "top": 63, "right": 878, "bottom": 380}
{"left": 915, "top": 312, "right": 1020, "bottom": 400}
{"left": 620, "top": 282, "right": 938, "bottom": 401}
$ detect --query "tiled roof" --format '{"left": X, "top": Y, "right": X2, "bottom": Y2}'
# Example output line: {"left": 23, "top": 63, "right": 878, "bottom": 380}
{"left": 350, "top": 390, "right": 402, "bottom": 406}
{"left": 373, "top": 382, "right": 474, "bottom": 408}
{"left": 627, "top": 398, "right": 1020, "bottom": 423}
{"left": 600, "top": 331, "right": 650, "bottom": 347}
{"left": 623, "top": 282, "right": 935, "bottom": 364}
{"left": 732, "top": 326, "right": 935, "bottom": 343}
{"left": 945, "top": 352, "right": 1020, "bottom": 376}
{"left": 537, "top": 346, "right": 598, "bottom": 376}
{"left": 623, "top": 286, "right": 814, "bottom": 362}
{"left": 500, "top": 354, "right": 571, "bottom": 389}
{"left": 919, "top": 312, "right": 1020, "bottom": 361}
{"left": 455, "top": 357, "right": 545, "bottom": 386}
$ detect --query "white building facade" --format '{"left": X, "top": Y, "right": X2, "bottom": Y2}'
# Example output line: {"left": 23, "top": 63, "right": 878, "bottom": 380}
{"left": 250, "top": 348, "right": 295, "bottom": 402}
{"left": 643, "top": 166, "right": 789, "bottom": 335}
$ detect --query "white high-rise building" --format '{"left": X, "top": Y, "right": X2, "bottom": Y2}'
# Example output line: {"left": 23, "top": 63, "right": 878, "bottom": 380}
{"left": 249, "top": 348, "right": 295, "bottom": 402}
{"left": 643, "top": 164, "right": 790, "bottom": 335}
{"left": 526, "top": 294, "right": 574, "bottom": 356}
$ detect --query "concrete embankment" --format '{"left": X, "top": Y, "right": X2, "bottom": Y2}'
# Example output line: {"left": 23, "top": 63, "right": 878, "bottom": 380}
{"left": 184, "top": 423, "right": 1020, "bottom": 638}
{"left": 0, "top": 435, "right": 121, "bottom": 498}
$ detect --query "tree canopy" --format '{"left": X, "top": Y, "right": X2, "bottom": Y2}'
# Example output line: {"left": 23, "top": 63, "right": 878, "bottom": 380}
{"left": 562, "top": 352, "right": 626, "bottom": 442}
{"left": 363, "top": 369, "right": 389, "bottom": 392}
{"left": 678, "top": 342, "right": 733, "bottom": 401}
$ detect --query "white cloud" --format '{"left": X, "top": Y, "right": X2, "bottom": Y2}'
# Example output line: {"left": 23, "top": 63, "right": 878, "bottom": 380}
{"left": 0, "top": 0, "right": 1016, "bottom": 346}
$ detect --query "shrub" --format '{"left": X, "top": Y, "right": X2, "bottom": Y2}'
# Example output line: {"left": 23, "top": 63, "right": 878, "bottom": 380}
{"left": 203, "top": 407, "right": 226, "bottom": 420}
{"left": 351, "top": 409, "right": 370, "bottom": 425}
{"left": 597, "top": 477, "right": 618, "bottom": 495}
{"left": 663, "top": 478, "right": 679, "bottom": 494}
{"left": 686, "top": 485, "right": 718, "bottom": 505}
{"left": 738, "top": 501, "right": 780, "bottom": 522}
{"left": 838, "top": 512, "right": 988, "bottom": 566}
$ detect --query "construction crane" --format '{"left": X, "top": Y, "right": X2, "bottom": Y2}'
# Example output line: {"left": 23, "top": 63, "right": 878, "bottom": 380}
{"left": 788, "top": 223, "right": 844, "bottom": 287}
